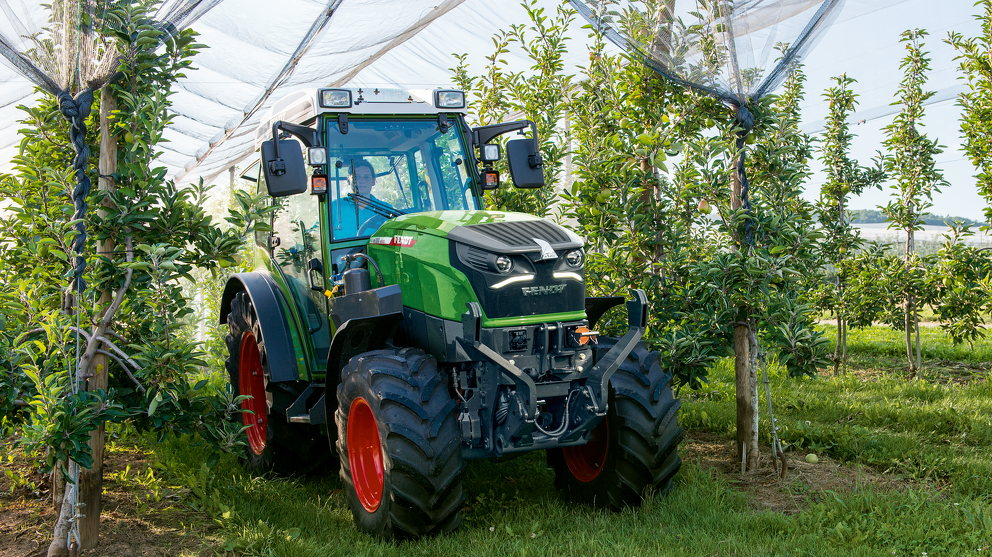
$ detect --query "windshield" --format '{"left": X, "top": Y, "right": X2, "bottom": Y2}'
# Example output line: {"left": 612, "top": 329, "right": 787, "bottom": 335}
{"left": 324, "top": 118, "right": 479, "bottom": 240}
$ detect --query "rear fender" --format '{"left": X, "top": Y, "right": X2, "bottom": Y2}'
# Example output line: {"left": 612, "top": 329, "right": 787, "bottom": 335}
{"left": 219, "top": 272, "right": 301, "bottom": 383}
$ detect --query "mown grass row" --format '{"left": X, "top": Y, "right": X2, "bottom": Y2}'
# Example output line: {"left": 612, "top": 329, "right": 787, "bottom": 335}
{"left": 143, "top": 324, "right": 992, "bottom": 556}
{"left": 681, "top": 335, "right": 992, "bottom": 497}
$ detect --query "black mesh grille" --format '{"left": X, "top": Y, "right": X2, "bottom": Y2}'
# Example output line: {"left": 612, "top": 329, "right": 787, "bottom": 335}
{"left": 466, "top": 247, "right": 489, "bottom": 271}
{"left": 467, "top": 220, "right": 571, "bottom": 249}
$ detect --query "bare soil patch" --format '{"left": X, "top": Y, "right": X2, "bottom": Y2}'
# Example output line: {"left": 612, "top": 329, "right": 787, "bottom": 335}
{"left": 1, "top": 439, "right": 221, "bottom": 557}
{"left": 680, "top": 429, "right": 908, "bottom": 514}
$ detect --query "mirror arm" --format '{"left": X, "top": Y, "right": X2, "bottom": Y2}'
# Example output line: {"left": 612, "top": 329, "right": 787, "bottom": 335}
{"left": 475, "top": 120, "right": 533, "bottom": 146}
{"left": 270, "top": 120, "right": 322, "bottom": 151}
{"left": 526, "top": 120, "right": 542, "bottom": 169}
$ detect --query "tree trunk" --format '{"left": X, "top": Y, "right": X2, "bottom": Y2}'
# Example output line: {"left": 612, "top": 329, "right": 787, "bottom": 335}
{"left": 905, "top": 225, "right": 917, "bottom": 377}
{"left": 833, "top": 313, "right": 842, "bottom": 375}
{"left": 77, "top": 87, "right": 117, "bottom": 551}
{"left": 747, "top": 322, "right": 760, "bottom": 468}
{"left": 841, "top": 319, "right": 848, "bottom": 373}
{"left": 734, "top": 323, "right": 752, "bottom": 467}
{"left": 914, "top": 309, "right": 922, "bottom": 370}
{"left": 834, "top": 196, "right": 845, "bottom": 374}
{"left": 48, "top": 461, "right": 78, "bottom": 557}
{"left": 51, "top": 464, "right": 64, "bottom": 515}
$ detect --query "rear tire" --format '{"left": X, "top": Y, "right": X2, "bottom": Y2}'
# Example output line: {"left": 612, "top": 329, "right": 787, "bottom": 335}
{"left": 225, "top": 291, "right": 331, "bottom": 475}
{"left": 548, "top": 338, "right": 683, "bottom": 508}
{"left": 336, "top": 348, "right": 464, "bottom": 540}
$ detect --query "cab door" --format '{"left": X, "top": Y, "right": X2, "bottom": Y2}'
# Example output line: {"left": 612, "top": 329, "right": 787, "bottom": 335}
{"left": 269, "top": 190, "right": 331, "bottom": 370}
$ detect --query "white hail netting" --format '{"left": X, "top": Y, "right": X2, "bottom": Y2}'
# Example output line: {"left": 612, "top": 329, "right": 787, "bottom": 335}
{"left": 568, "top": 0, "right": 844, "bottom": 108}
{"left": 0, "top": 0, "right": 220, "bottom": 144}
{"left": 569, "top": 0, "right": 844, "bottom": 245}
{"left": 0, "top": 0, "right": 465, "bottom": 185}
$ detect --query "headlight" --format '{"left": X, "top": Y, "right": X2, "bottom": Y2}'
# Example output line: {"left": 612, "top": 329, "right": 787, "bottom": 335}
{"left": 564, "top": 249, "right": 584, "bottom": 268}
{"left": 434, "top": 90, "right": 466, "bottom": 109}
{"left": 480, "top": 143, "right": 501, "bottom": 162}
{"left": 307, "top": 147, "right": 327, "bottom": 166}
{"left": 319, "top": 89, "right": 352, "bottom": 108}
{"left": 495, "top": 255, "right": 513, "bottom": 273}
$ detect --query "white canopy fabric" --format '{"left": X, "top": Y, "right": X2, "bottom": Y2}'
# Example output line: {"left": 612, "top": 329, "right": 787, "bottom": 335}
{"left": 0, "top": 0, "right": 985, "bottom": 218}
{"left": 0, "top": 0, "right": 466, "bottom": 185}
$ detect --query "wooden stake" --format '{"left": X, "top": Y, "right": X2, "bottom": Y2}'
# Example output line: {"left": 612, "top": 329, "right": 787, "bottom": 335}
{"left": 731, "top": 153, "right": 755, "bottom": 469}
{"left": 77, "top": 86, "right": 117, "bottom": 550}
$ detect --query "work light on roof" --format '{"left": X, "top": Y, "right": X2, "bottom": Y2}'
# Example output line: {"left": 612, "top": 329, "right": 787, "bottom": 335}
{"left": 434, "top": 90, "right": 465, "bottom": 109}
{"left": 319, "top": 89, "right": 352, "bottom": 108}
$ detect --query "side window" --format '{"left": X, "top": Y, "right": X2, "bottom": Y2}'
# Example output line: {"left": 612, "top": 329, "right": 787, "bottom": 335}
{"left": 271, "top": 191, "right": 330, "bottom": 361}
{"left": 413, "top": 150, "right": 439, "bottom": 211}
{"left": 272, "top": 194, "right": 320, "bottom": 274}
{"left": 253, "top": 163, "right": 268, "bottom": 248}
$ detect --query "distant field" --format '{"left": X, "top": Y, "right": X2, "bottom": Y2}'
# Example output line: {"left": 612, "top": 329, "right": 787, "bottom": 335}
{"left": 854, "top": 223, "right": 992, "bottom": 246}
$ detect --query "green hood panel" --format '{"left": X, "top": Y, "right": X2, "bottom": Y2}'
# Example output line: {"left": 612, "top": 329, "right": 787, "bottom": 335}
{"left": 367, "top": 210, "right": 587, "bottom": 326}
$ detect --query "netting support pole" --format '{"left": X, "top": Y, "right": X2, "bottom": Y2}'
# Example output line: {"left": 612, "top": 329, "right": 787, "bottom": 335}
{"left": 731, "top": 102, "right": 758, "bottom": 471}
{"left": 78, "top": 86, "right": 118, "bottom": 550}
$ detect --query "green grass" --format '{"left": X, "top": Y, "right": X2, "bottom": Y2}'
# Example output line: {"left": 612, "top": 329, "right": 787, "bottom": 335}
{"left": 144, "top": 324, "right": 992, "bottom": 556}
{"left": 682, "top": 329, "right": 992, "bottom": 498}
{"left": 836, "top": 323, "right": 992, "bottom": 364}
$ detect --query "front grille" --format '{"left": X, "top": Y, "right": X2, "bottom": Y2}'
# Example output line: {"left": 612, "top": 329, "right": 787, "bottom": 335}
{"left": 466, "top": 247, "right": 489, "bottom": 271}
{"left": 468, "top": 220, "right": 572, "bottom": 249}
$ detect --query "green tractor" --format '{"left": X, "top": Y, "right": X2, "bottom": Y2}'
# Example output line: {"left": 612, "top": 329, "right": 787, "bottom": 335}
{"left": 220, "top": 87, "right": 683, "bottom": 540}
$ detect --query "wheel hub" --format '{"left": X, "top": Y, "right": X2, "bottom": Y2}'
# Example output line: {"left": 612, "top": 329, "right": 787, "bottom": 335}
{"left": 562, "top": 416, "right": 609, "bottom": 482}
{"left": 348, "top": 397, "right": 384, "bottom": 512}
{"left": 238, "top": 332, "right": 267, "bottom": 455}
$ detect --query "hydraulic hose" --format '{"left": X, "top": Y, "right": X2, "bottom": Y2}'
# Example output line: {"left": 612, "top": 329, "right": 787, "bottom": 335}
{"left": 346, "top": 252, "right": 384, "bottom": 286}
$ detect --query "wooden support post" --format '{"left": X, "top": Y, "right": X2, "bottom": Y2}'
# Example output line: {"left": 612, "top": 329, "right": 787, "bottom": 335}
{"left": 731, "top": 157, "right": 755, "bottom": 469}
{"left": 77, "top": 87, "right": 117, "bottom": 550}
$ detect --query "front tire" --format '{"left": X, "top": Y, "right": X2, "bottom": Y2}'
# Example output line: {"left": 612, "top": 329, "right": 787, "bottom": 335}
{"left": 548, "top": 338, "right": 683, "bottom": 508}
{"left": 336, "top": 348, "right": 464, "bottom": 540}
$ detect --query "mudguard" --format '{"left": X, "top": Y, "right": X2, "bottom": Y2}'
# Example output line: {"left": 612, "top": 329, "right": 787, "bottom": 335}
{"left": 584, "top": 296, "right": 626, "bottom": 329}
{"left": 219, "top": 272, "right": 301, "bottom": 383}
{"left": 326, "top": 312, "right": 404, "bottom": 381}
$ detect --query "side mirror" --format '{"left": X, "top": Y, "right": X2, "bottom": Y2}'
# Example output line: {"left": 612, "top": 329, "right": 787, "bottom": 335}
{"left": 506, "top": 138, "right": 544, "bottom": 189}
{"left": 261, "top": 139, "right": 307, "bottom": 197}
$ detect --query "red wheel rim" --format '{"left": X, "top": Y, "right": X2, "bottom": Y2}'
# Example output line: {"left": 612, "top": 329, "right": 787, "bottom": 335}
{"left": 348, "top": 397, "right": 384, "bottom": 512}
{"left": 562, "top": 417, "right": 609, "bottom": 482}
{"left": 239, "top": 332, "right": 267, "bottom": 455}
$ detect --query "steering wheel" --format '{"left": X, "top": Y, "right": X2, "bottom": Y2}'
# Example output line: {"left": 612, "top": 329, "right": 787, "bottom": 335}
{"left": 358, "top": 214, "right": 388, "bottom": 236}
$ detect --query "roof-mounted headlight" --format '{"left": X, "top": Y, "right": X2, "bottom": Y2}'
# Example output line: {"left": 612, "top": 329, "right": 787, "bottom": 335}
{"left": 434, "top": 90, "right": 465, "bottom": 109}
{"left": 319, "top": 89, "right": 352, "bottom": 108}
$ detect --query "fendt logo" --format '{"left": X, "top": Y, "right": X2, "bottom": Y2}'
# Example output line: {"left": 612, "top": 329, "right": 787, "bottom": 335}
{"left": 521, "top": 284, "right": 566, "bottom": 296}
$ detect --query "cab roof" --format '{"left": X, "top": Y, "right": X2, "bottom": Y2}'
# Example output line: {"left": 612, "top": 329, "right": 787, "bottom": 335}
{"left": 254, "top": 88, "right": 467, "bottom": 150}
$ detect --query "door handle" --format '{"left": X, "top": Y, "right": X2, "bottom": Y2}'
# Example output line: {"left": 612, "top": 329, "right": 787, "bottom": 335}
{"left": 307, "top": 258, "right": 324, "bottom": 292}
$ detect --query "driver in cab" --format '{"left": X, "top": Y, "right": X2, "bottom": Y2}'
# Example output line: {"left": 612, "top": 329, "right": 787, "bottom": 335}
{"left": 331, "top": 158, "right": 393, "bottom": 239}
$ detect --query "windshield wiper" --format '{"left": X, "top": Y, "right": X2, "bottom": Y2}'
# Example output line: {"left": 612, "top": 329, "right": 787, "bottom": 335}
{"left": 347, "top": 193, "right": 407, "bottom": 218}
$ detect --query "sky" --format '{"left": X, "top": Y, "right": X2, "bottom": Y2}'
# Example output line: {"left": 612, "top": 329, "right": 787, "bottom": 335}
{"left": 352, "top": 0, "right": 988, "bottom": 220}
{"left": 796, "top": 0, "right": 983, "bottom": 220}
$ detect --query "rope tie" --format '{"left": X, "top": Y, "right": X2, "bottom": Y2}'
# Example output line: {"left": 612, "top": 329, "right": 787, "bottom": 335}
{"left": 57, "top": 88, "right": 95, "bottom": 292}
{"left": 733, "top": 104, "right": 755, "bottom": 247}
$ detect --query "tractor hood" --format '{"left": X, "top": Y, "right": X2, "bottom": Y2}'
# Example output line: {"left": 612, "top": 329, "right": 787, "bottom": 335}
{"left": 376, "top": 210, "right": 583, "bottom": 254}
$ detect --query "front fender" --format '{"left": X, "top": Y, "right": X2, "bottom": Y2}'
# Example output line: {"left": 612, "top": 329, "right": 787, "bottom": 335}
{"left": 219, "top": 272, "right": 300, "bottom": 383}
